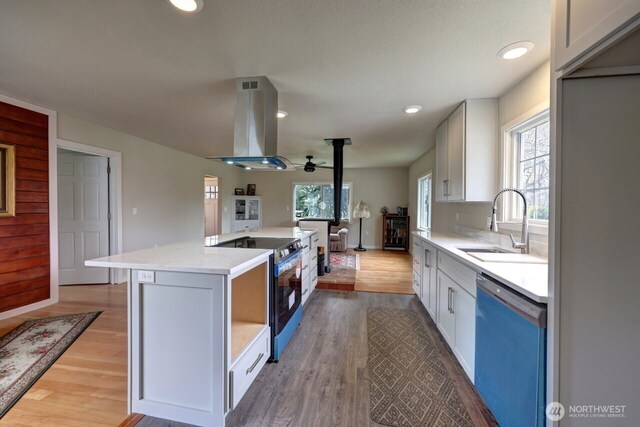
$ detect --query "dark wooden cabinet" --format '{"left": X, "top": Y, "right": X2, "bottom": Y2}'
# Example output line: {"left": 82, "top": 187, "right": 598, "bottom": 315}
{"left": 382, "top": 215, "right": 409, "bottom": 251}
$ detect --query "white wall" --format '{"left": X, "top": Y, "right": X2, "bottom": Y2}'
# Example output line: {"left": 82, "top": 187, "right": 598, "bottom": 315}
{"left": 241, "top": 167, "right": 408, "bottom": 249}
{"left": 408, "top": 60, "right": 551, "bottom": 254}
{"left": 58, "top": 114, "right": 243, "bottom": 252}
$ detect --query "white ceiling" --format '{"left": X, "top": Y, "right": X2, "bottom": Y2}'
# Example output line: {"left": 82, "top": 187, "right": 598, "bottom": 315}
{"left": 0, "top": 0, "right": 550, "bottom": 168}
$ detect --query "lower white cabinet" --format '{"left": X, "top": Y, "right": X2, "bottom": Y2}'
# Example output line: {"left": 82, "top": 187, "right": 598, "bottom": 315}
{"left": 301, "top": 233, "right": 318, "bottom": 305}
{"left": 452, "top": 282, "right": 475, "bottom": 380}
{"left": 437, "top": 272, "right": 457, "bottom": 346}
{"left": 420, "top": 241, "right": 437, "bottom": 318}
{"left": 229, "top": 327, "right": 270, "bottom": 408}
{"left": 435, "top": 253, "right": 476, "bottom": 382}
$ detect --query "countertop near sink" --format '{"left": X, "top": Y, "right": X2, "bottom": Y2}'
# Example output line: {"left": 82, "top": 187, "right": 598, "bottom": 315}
{"left": 413, "top": 231, "right": 548, "bottom": 303}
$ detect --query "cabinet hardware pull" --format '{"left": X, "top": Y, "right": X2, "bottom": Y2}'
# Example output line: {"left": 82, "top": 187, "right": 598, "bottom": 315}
{"left": 302, "top": 265, "right": 308, "bottom": 270}
{"left": 448, "top": 287, "right": 452, "bottom": 313}
{"left": 246, "top": 352, "right": 264, "bottom": 375}
{"left": 450, "top": 289, "right": 455, "bottom": 314}
{"left": 424, "top": 249, "right": 430, "bottom": 268}
{"left": 303, "top": 289, "right": 309, "bottom": 295}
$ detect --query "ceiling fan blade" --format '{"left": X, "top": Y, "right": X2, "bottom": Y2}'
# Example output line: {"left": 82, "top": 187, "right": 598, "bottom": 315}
{"left": 316, "top": 165, "right": 334, "bottom": 169}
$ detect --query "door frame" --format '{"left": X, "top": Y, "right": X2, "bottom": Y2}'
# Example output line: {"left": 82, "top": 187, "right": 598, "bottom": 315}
{"left": 57, "top": 139, "right": 124, "bottom": 284}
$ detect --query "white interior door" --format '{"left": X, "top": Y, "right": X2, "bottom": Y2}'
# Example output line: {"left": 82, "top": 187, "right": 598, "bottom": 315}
{"left": 58, "top": 153, "right": 110, "bottom": 284}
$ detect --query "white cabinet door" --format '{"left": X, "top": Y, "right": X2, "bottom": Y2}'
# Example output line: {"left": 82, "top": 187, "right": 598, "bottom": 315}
{"left": 554, "top": 0, "right": 640, "bottom": 71}
{"left": 412, "top": 270, "right": 421, "bottom": 298}
{"left": 437, "top": 272, "right": 456, "bottom": 347}
{"left": 453, "top": 285, "right": 476, "bottom": 381}
{"left": 446, "top": 103, "right": 465, "bottom": 202}
{"left": 421, "top": 243, "right": 437, "bottom": 319}
{"left": 435, "top": 121, "right": 449, "bottom": 202}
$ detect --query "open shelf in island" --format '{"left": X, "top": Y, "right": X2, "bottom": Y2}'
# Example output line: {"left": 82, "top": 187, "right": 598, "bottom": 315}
{"left": 230, "top": 262, "right": 268, "bottom": 362}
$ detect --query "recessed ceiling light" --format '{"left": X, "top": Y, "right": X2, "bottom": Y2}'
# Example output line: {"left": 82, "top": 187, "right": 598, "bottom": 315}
{"left": 403, "top": 105, "right": 422, "bottom": 114}
{"left": 245, "top": 166, "right": 252, "bottom": 170}
{"left": 226, "top": 160, "right": 234, "bottom": 164}
{"left": 498, "top": 41, "right": 534, "bottom": 60}
{"left": 261, "top": 159, "right": 269, "bottom": 164}
{"left": 168, "top": 0, "right": 204, "bottom": 13}
{"left": 277, "top": 110, "right": 288, "bottom": 118}
{"left": 276, "top": 166, "right": 283, "bottom": 170}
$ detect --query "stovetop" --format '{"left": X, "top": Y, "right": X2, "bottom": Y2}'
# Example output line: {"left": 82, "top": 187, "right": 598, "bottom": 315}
{"left": 210, "top": 236, "right": 302, "bottom": 262}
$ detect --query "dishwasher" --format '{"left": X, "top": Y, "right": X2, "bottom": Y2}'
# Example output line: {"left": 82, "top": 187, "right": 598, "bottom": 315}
{"left": 475, "top": 273, "right": 547, "bottom": 427}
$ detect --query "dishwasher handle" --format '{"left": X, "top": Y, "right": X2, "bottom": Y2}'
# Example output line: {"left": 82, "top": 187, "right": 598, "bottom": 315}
{"left": 476, "top": 274, "right": 547, "bottom": 328}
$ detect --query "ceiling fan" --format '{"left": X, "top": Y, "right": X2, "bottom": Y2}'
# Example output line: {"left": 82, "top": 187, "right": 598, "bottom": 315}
{"left": 294, "top": 155, "right": 333, "bottom": 172}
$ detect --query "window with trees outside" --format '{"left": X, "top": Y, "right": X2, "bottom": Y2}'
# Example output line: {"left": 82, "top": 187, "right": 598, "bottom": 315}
{"left": 509, "top": 112, "right": 550, "bottom": 222}
{"left": 417, "top": 172, "right": 432, "bottom": 230}
{"left": 293, "top": 183, "right": 351, "bottom": 220}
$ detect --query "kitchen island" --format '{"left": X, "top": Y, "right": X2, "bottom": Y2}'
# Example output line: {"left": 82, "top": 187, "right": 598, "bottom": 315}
{"left": 86, "top": 227, "right": 316, "bottom": 427}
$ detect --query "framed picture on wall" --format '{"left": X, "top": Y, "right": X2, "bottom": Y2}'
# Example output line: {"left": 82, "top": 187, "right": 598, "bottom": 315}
{"left": 247, "top": 184, "right": 256, "bottom": 196}
{"left": 0, "top": 143, "right": 16, "bottom": 217}
{"left": 234, "top": 188, "right": 245, "bottom": 195}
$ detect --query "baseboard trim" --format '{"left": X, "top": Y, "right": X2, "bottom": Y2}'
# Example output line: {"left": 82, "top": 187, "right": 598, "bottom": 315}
{"left": 0, "top": 297, "right": 57, "bottom": 321}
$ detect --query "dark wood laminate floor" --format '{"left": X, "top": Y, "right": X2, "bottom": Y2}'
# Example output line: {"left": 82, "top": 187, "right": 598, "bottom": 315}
{"left": 226, "top": 290, "right": 497, "bottom": 427}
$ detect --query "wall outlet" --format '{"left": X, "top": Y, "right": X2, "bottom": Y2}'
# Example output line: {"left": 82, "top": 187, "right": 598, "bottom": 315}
{"left": 365, "top": 231, "right": 369, "bottom": 236}
{"left": 132, "top": 207, "right": 138, "bottom": 215}
{"left": 137, "top": 270, "right": 155, "bottom": 283}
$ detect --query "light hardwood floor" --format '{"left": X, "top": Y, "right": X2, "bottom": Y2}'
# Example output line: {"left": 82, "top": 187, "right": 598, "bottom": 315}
{"left": 351, "top": 249, "right": 414, "bottom": 295}
{"left": 0, "top": 284, "right": 128, "bottom": 427}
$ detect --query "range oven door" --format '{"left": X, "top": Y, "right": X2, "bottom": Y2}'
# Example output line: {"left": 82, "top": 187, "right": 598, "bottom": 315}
{"left": 272, "top": 251, "right": 303, "bottom": 337}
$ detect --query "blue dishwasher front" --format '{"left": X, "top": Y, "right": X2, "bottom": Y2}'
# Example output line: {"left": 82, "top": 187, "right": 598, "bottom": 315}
{"left": 475, "top": 274, "right": 547, "bottom": 427}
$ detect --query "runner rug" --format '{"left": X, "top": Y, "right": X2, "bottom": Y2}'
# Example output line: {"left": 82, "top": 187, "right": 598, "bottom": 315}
{"left": 367, "top": 307, "right": 473, "bottom": 427}
{"left": 0, "top": 311, "right": 101, "bottom": 418}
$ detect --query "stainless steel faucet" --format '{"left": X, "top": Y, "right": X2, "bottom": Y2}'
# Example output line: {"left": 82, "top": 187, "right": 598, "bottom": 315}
{"left": 490, "top": 188, "right": 529, "bottom": 254}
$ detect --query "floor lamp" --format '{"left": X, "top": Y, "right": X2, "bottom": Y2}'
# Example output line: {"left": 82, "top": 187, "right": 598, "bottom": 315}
{"left": 353, "top": 200, "right": 370, "bottom": 251}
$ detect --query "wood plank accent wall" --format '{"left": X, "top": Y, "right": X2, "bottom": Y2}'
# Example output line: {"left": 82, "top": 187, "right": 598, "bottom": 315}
{"left": 0, "top": 100, "right": 50, "bottom": 313}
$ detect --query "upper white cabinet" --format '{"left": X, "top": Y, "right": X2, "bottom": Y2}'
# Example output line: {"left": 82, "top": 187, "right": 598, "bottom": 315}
{"left": 554, "top": 0, "right": 640, "bottom": 70}
{"left": 435, "top": 99, "right": 498, "bottom": 202}
{"left": 231, "top": 196, "right": 262, "bottom": 232}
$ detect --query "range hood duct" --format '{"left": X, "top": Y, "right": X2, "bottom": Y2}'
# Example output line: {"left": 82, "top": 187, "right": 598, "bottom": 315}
{"left": 325, "top": 138, "right": 352, "bottom": 226}
{"left": 211, "top": 76, "right": 294, "bottom": 170}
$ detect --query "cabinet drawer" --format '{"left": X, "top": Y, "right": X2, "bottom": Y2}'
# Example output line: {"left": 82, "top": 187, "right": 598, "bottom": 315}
{"left": 437, "top": 252, "right": 476, "bottom": 297}
{"left": 310, "top": 234, "right": 320, "bottom": 251}
{"left": 412, "top": 270, "right": 421, "bottom": 295}
{"left": 310, "top": 250, "right": 318, "bottom": 269}
{"left": 302, "top": 272, "right": 311, "bottom": 305}
{"left": 230, "top": 326, "right": 270, "bottom": 409}
{"left": 302, "top": 237, "right": 311, "bottom": 254}
{"left": 302, "top": 251, "right": 311, "bottom": 273}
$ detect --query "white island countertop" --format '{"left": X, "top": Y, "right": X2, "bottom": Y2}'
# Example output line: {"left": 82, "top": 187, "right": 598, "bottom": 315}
{"left": 413, "top": 231, "right": 548, "bottom": 303}
{"left": 86, "top": 227, "right": 316, "bottom": 277}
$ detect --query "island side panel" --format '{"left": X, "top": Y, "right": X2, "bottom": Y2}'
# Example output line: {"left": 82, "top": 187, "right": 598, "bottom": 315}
{"left": 130, "top": 270, "right": 226, "bottom": 427}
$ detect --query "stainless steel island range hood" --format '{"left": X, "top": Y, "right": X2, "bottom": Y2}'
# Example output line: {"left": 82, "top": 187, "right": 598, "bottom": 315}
{"left": 211, "top": 76, "right": 294, "bottom": 170}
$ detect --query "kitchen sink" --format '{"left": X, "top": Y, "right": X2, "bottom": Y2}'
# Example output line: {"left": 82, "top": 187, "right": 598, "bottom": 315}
{"left": 457, "top": 247, "right": 513, "bottom": 254}
{"left": 457, "top": 246, "right": 547, "bottom": 264}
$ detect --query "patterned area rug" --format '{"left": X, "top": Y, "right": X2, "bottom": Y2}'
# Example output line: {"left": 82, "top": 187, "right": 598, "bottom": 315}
{"left": 0, "top": 311, "right": 101, "bottom": 417}
{"left": 317, "top": 253, "right": 359, "bottom": 289}
{"left": 367, "top": 307, "right": 473, "bottom": 427}
{"left": 329, "top": 253, "right": 360, "bottom": 270}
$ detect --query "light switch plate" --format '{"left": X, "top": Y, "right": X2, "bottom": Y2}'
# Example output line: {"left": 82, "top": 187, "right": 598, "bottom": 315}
{"left": 137, "top": 270, "right": 155, "bottom": 283}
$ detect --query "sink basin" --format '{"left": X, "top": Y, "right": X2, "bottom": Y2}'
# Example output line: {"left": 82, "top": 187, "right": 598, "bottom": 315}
{"left": 455, "top": 247, "right": 546, "bottom": 264}
{"left": 457, "top": 247, "right": 513, "bottom": 254}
